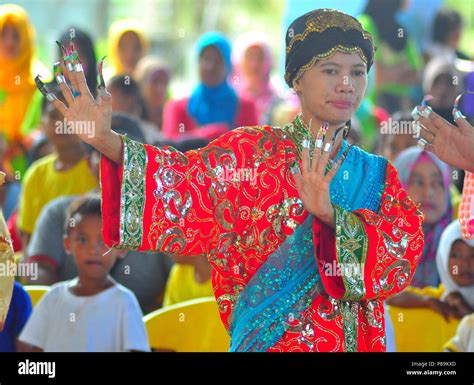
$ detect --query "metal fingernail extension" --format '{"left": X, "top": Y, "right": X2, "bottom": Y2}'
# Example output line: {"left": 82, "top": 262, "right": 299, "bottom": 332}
{"left": 452, "top": 90, "right": 474, "bottom": 120}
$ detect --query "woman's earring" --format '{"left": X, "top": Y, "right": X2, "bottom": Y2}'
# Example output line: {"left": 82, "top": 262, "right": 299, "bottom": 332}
{"left": 343, "top": 121, "right": 351, "bottom": 139}
{"left": 453, "top": 91, "right": 474, "bottom": 121}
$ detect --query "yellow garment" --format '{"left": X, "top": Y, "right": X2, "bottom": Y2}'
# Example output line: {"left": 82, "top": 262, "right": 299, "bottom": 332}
{"left": 17, "top": 154, "right": 98, "bottom": 234}
{"left": 163, "top": 264, "right": 214, "bottom": 307}
{"left": 0, "top": 171, "right": 14, "bottom": 327}
{"left": 450, "top": 184, "right": 461, "bottom": 219}
{"left": 388, "top": 284, "right": 460, "bottom": 352}
{"left": 108, "top": 19, "right": 148, "bottom": 76}
{"left": 0, "top": 4, "right": 36, "bottom": 142}
{"left": 406, "top": 284, "right": 445, "bottom": 299}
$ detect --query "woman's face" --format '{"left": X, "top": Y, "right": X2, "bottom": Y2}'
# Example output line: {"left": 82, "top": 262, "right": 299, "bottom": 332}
{"left": 0, "top": 23, "right": 21, "bottom": 59}
{"left": 448, "top": 240, "right": 474, "bottom": 287}
{"left": 407, "top": 159, "right": 447, "bottom": 224}
{"left": 295, "top": 51, "right": 368, "bottom": 127}
{"left": 199, "top": 45, "right": 227, "bottom": 87}
{"left": 142, "top": 69, "right": 169, "bottom": 107}
{"left": 242, "top": 45, "right": 266, "bottom": 82}
{"left": 118, "top": 31, "right": 143, "bottom": 72}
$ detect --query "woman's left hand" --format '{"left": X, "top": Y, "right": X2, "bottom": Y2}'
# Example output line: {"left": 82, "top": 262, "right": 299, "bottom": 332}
{"left": 291, "top": 137, "right": 350, "bottom": 228}
{"left": 417, "top": 110, "right": 474, "bottom": 172}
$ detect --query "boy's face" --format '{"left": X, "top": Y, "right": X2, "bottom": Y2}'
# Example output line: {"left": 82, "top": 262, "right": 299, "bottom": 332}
{"left": 42, "top": 104, "right": 82, "bottom": 148}
{"left": 64, "top": 214, "right": 117, "bottom": 279}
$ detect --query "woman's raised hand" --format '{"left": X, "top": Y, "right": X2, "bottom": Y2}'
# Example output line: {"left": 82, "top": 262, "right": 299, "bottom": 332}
{"left": 416, "top": 107, "right": 474, "bottom": 172}
{"left": 36, "top": 44, "right": 123, "bottom": 164}
{"left": 291, "top": 124, "right": 351, "bottom": 228}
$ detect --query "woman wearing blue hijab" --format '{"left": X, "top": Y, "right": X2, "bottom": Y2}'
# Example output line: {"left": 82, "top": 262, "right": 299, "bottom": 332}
{"left": 162, "top": 32, "right": 258, "bottom": 141}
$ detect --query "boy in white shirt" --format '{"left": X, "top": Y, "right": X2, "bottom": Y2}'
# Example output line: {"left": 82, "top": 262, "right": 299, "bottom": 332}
{"left": 19, "top": 194, "right": 150, "bottom": 352}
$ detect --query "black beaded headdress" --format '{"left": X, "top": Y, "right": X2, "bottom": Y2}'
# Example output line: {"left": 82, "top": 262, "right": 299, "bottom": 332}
{"left": 285, "top": 8, "right": 376, "bottom": 88}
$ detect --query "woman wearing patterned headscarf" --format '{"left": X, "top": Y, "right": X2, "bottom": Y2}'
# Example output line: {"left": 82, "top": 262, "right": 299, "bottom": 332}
{"left": 394, "top": 147, "right": 454, "bottom": 288}
{"left": 39, "top": 8, "right": 424, "bottom": 352}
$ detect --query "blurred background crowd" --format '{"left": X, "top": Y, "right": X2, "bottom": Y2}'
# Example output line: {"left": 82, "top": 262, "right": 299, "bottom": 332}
{"left": 1, "top": 0, "right": 474, "bottom": 352}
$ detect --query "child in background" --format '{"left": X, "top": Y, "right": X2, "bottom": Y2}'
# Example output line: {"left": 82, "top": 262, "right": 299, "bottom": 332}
{"left": 387, "top": 220, "right": 474, "bottom": 320}
{"left": 0, "top": 281, "right": 32, "bottom": 352}
{"left": 16, "top": 83, "right": 98, "bottom": 249}
{"left": 163, "top": 254, "right": 213, "bottom": 307}
{"left": 444, "top": 313, "right": 474, "bottom": 352}
{"left": 19, "top": 194, "right": 149, "bottom": 352}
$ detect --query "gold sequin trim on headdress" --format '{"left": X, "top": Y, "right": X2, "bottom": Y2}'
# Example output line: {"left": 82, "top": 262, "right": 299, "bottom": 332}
{"left": 286, "top": 9, "right": 374, "bottom": 54}
{"left": 289, "top": 45, "right": 368, "bottom": 86}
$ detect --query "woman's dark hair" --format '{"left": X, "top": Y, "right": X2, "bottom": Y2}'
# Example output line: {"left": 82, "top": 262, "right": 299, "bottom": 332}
{"left": 433, "top": 8, "right": 463, "bottom": 44}
{"left": 364, "top": 0, "right": 407, "bottom": 51}
{"left": 64, "top": 193, "right": 101, "bottom": 235}
{"left": 59, "top": 27, "right": 98, "bottom": 97}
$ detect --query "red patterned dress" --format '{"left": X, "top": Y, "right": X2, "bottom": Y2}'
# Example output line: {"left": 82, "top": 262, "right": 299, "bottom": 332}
{"left": 100, "top": 117, "right": 424, "bottom": 352}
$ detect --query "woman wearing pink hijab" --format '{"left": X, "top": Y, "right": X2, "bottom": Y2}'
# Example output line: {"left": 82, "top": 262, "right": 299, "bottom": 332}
{"left": 233, "top": 32, "right": 283, "bottom": 126}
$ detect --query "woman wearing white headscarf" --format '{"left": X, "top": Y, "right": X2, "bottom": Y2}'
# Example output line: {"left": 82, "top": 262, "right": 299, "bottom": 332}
{"left": 436, "top": 220, "right": 474, "bottom": 312}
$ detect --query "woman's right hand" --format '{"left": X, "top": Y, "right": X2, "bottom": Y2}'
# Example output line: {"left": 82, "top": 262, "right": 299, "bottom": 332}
{"left": 43, "top": 50, "right": 124, "bottom": 164}
{"left": 52, "top": 56, "right": 112, "bottom": 146}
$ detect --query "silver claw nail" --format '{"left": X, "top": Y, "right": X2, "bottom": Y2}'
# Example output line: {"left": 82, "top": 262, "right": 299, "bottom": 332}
{"left": 74, "top": 63, "right": 83, "bottom": 73}
{"left": 323, "top": 143, "right": 332, "bottom": 153}
{"left": 302, "top": 139, "right": 311, "bottom": 149}
{"left": 46, "top": 93, "right": 57, "bottom": 102}
{"left": 420, "top": 106, "right": 433, "bottom": 119}
{"left": 66, "top": 62, "right": 74, "bottom": 72}
{"left": 290, "top": 166, "right": 301, "bottom": 175}
{"left": 417, "top": 138, "right": 428, "bottom": 150}
{"left": 55, "top": 75, "right": 65, "bottom": 84}
{"left": 411, "top": 106, "right": 421, "bottom": 120}
{"left": 98, "top": 87, "right": 108, "bottom": 97}
{"left": 453, "top": 108, "right": 466, "bottom": 121}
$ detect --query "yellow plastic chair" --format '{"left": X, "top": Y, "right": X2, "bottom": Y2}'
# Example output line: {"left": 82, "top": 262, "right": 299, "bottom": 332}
{"left": 388, "top": 305, "right": 460, "bottom": 352}
{"left": 23, "top": 285, "right": 50, "bottom": 308}
{"left": 143, "top": 297, "right": 230, "bottom": 352}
